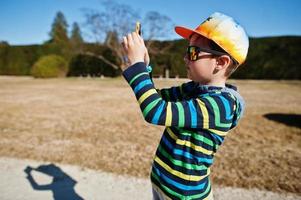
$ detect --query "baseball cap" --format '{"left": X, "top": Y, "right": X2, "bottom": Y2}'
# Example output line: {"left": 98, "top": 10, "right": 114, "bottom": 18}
{"left": 175, "top": 12, "right": 249, "bottom": 65}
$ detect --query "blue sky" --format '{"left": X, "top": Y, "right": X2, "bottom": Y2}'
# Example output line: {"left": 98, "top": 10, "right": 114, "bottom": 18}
{"left": 0, "top": 0, "right": 300, "bottom": 45}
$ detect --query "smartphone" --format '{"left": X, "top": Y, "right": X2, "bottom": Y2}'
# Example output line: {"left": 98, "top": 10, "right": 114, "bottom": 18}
{"left": 135, "top": 21, "right": 141, "bottom": 36}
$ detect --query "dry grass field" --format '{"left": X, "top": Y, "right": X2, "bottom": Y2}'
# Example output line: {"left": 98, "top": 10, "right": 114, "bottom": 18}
{"left": 0, "top": 76, "right": 300, "bottom": 195}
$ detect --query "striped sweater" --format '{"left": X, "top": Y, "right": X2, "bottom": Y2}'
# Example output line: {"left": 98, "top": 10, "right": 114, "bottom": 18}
{"left": 123, "top": 62, "right": 245, "bottom": 200}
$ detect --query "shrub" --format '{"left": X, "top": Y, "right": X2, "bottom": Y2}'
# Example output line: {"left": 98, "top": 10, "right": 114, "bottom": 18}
{"left": 31, "top": 55, "right": 68, "bottom": 78}
{"left": 67, "top": 54, "right": 121, "bottom": 77}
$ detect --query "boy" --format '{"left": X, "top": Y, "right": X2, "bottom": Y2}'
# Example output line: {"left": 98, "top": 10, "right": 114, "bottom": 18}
{"left": 121, "top": 12, "right": 248, "bottom": 200}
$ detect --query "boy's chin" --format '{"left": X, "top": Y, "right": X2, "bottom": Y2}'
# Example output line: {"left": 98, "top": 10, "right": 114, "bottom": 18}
{"left": 186, "top": 71, "right": 191, "bottom": 79}
{"left": 187, "top": 72, "right": 195, "bottom": 81}
{"left": 187, "top": 74, "right": 202, "bottom": 83}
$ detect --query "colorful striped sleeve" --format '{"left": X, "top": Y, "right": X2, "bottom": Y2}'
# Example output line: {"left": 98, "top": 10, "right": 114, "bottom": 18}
{"left": 157, "top": 81, "right": 197, "bottom": 101}
{"left": 123, "top": 62, "right": 236, "bottom": 131}
{"left": 157, "top": 85, "right": 183, "bottom": 101}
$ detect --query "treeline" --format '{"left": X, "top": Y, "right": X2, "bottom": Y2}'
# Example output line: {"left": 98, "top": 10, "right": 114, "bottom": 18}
{"left": 233, "top": 36, "right": 301, "bottom": 79}
{"left": 149, "top": 36, "right": 301, "bottom": 79}
{"left": 1, "top": 6, "right": 300, "bottom": 80}
{"left": 0, "top": 36, "right": 300, "bottom": 79}
{"left": 0, "top": 10, "right": 121, "bottom": 78}
{"left": 0, "top": 7, "right": 300, "bottom": 79}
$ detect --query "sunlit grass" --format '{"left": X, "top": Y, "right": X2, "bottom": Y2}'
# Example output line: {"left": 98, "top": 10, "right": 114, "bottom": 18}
{"left": 0, "top": 76, "right": 300, "bottom": 194}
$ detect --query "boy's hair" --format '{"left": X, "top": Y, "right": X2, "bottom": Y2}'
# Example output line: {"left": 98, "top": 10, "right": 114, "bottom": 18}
{"left": 208, "top": 40, "right": 239, "bottom": 77}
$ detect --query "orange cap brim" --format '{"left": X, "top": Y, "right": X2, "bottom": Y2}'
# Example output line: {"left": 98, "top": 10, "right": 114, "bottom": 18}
{"left": 175, "top": 26, "right": 206, "bottom": 40}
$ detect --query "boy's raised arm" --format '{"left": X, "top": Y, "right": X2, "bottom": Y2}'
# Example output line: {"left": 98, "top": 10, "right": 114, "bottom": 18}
{"left": 123, "top": 62, "right": 240, "bottom": 133}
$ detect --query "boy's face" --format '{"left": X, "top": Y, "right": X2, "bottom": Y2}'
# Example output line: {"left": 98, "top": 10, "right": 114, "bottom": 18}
{"left": 184, "top": 34, "right": 217, "bottom": 84}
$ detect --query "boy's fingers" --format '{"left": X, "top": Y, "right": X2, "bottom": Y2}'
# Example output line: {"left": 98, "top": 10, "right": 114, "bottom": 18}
{"left": 137, "top": 33, "right": 144, "bottom": 44}
{"left": 122, "top": 36, "right": 128, "bottom": 50}
{"left": 131, "top": 32, "right": 138, "bottom": 44}
{"left": 131, "top": 32, "right": 143, "bottom": 45}
{"left": 127, "top": 33, "right": 133, "bottom": 46}
{"left": 123, "top": 36, "right": 127, "bottom": 45}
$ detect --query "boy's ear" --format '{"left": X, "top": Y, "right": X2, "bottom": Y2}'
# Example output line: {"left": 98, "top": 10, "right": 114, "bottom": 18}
{"left": 215, "top": 55, "right": 231, "bottom": 70}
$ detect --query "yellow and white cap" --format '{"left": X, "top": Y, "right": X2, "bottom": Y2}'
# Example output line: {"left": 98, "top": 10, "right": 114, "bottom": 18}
{"left": 175, "top": 12, "right": 249, "bottom": 65}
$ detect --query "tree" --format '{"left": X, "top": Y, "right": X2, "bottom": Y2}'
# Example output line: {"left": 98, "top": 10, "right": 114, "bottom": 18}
{"left": 49, "top": 11, "right": 69, "bottom": 44}
{"left": 83, "top": 0, "right": 139, "bottom": 69}
{"left": 82, "top": 0, "right": 174, "bottom": 69}
{"left": 0, "top": 42, "right": 10, "bottom": 74}
{"left": 46, "top": 11, "right": 71, "bottom": 58}
{"left": 143, "top": 11, "right": 174, "bottom": 51}
{"left": 70, "top": 22, "right": 84, "bottom": 53}
{"left": 0, "top": 41, "right": 9, "bottom": 46}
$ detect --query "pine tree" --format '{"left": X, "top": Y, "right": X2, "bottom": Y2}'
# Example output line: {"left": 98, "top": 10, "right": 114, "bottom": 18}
{"left": 49, "top": 11, "right": 69, "bottom": 44}
{"left": 70, "top": 22, "right": 84, "bottom": 53}
{"left": 47, "top": 11, "right": 71, "bottom": 59}
{"left": 71, "top": 22, "right": 83, "bottom": 44}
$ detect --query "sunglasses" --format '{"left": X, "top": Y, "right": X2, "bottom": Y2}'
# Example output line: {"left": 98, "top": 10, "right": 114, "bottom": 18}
{"left": 186, "top": 46, "right": 228, "bottom": 61}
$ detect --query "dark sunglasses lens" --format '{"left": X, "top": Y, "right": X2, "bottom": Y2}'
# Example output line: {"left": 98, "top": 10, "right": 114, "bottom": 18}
{"left": 187, "top": 46, "right": 199, "bottom": 61}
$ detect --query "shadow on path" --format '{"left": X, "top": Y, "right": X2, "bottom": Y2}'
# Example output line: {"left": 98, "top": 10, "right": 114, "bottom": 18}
{"left": 24, "top": 163, "right": 83, "bottom": 200}
{"left": 263, "top": 113, "right": 301, "bottom": 129}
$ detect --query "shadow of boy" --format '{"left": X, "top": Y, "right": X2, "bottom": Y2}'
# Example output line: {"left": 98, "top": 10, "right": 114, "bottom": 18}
{"left": 24, "top": 163, "right": 83, "bottom": 200}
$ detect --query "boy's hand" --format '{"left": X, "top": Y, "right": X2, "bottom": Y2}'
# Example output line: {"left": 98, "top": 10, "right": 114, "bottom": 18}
{"left": 121, "top": 32, "right": 149, "bottom": 71}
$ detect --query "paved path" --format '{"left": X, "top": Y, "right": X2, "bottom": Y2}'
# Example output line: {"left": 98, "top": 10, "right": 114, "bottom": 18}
{"left": 0, "top": 157, "right": 299, "bottom": 200}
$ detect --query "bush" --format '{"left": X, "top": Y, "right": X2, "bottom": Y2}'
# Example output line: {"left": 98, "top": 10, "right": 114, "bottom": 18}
{"left": 31, "top": 55, "right": 68, "bottom": 78}
{"left": 67, "top": 54, "right": 121, "bottom": 77}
